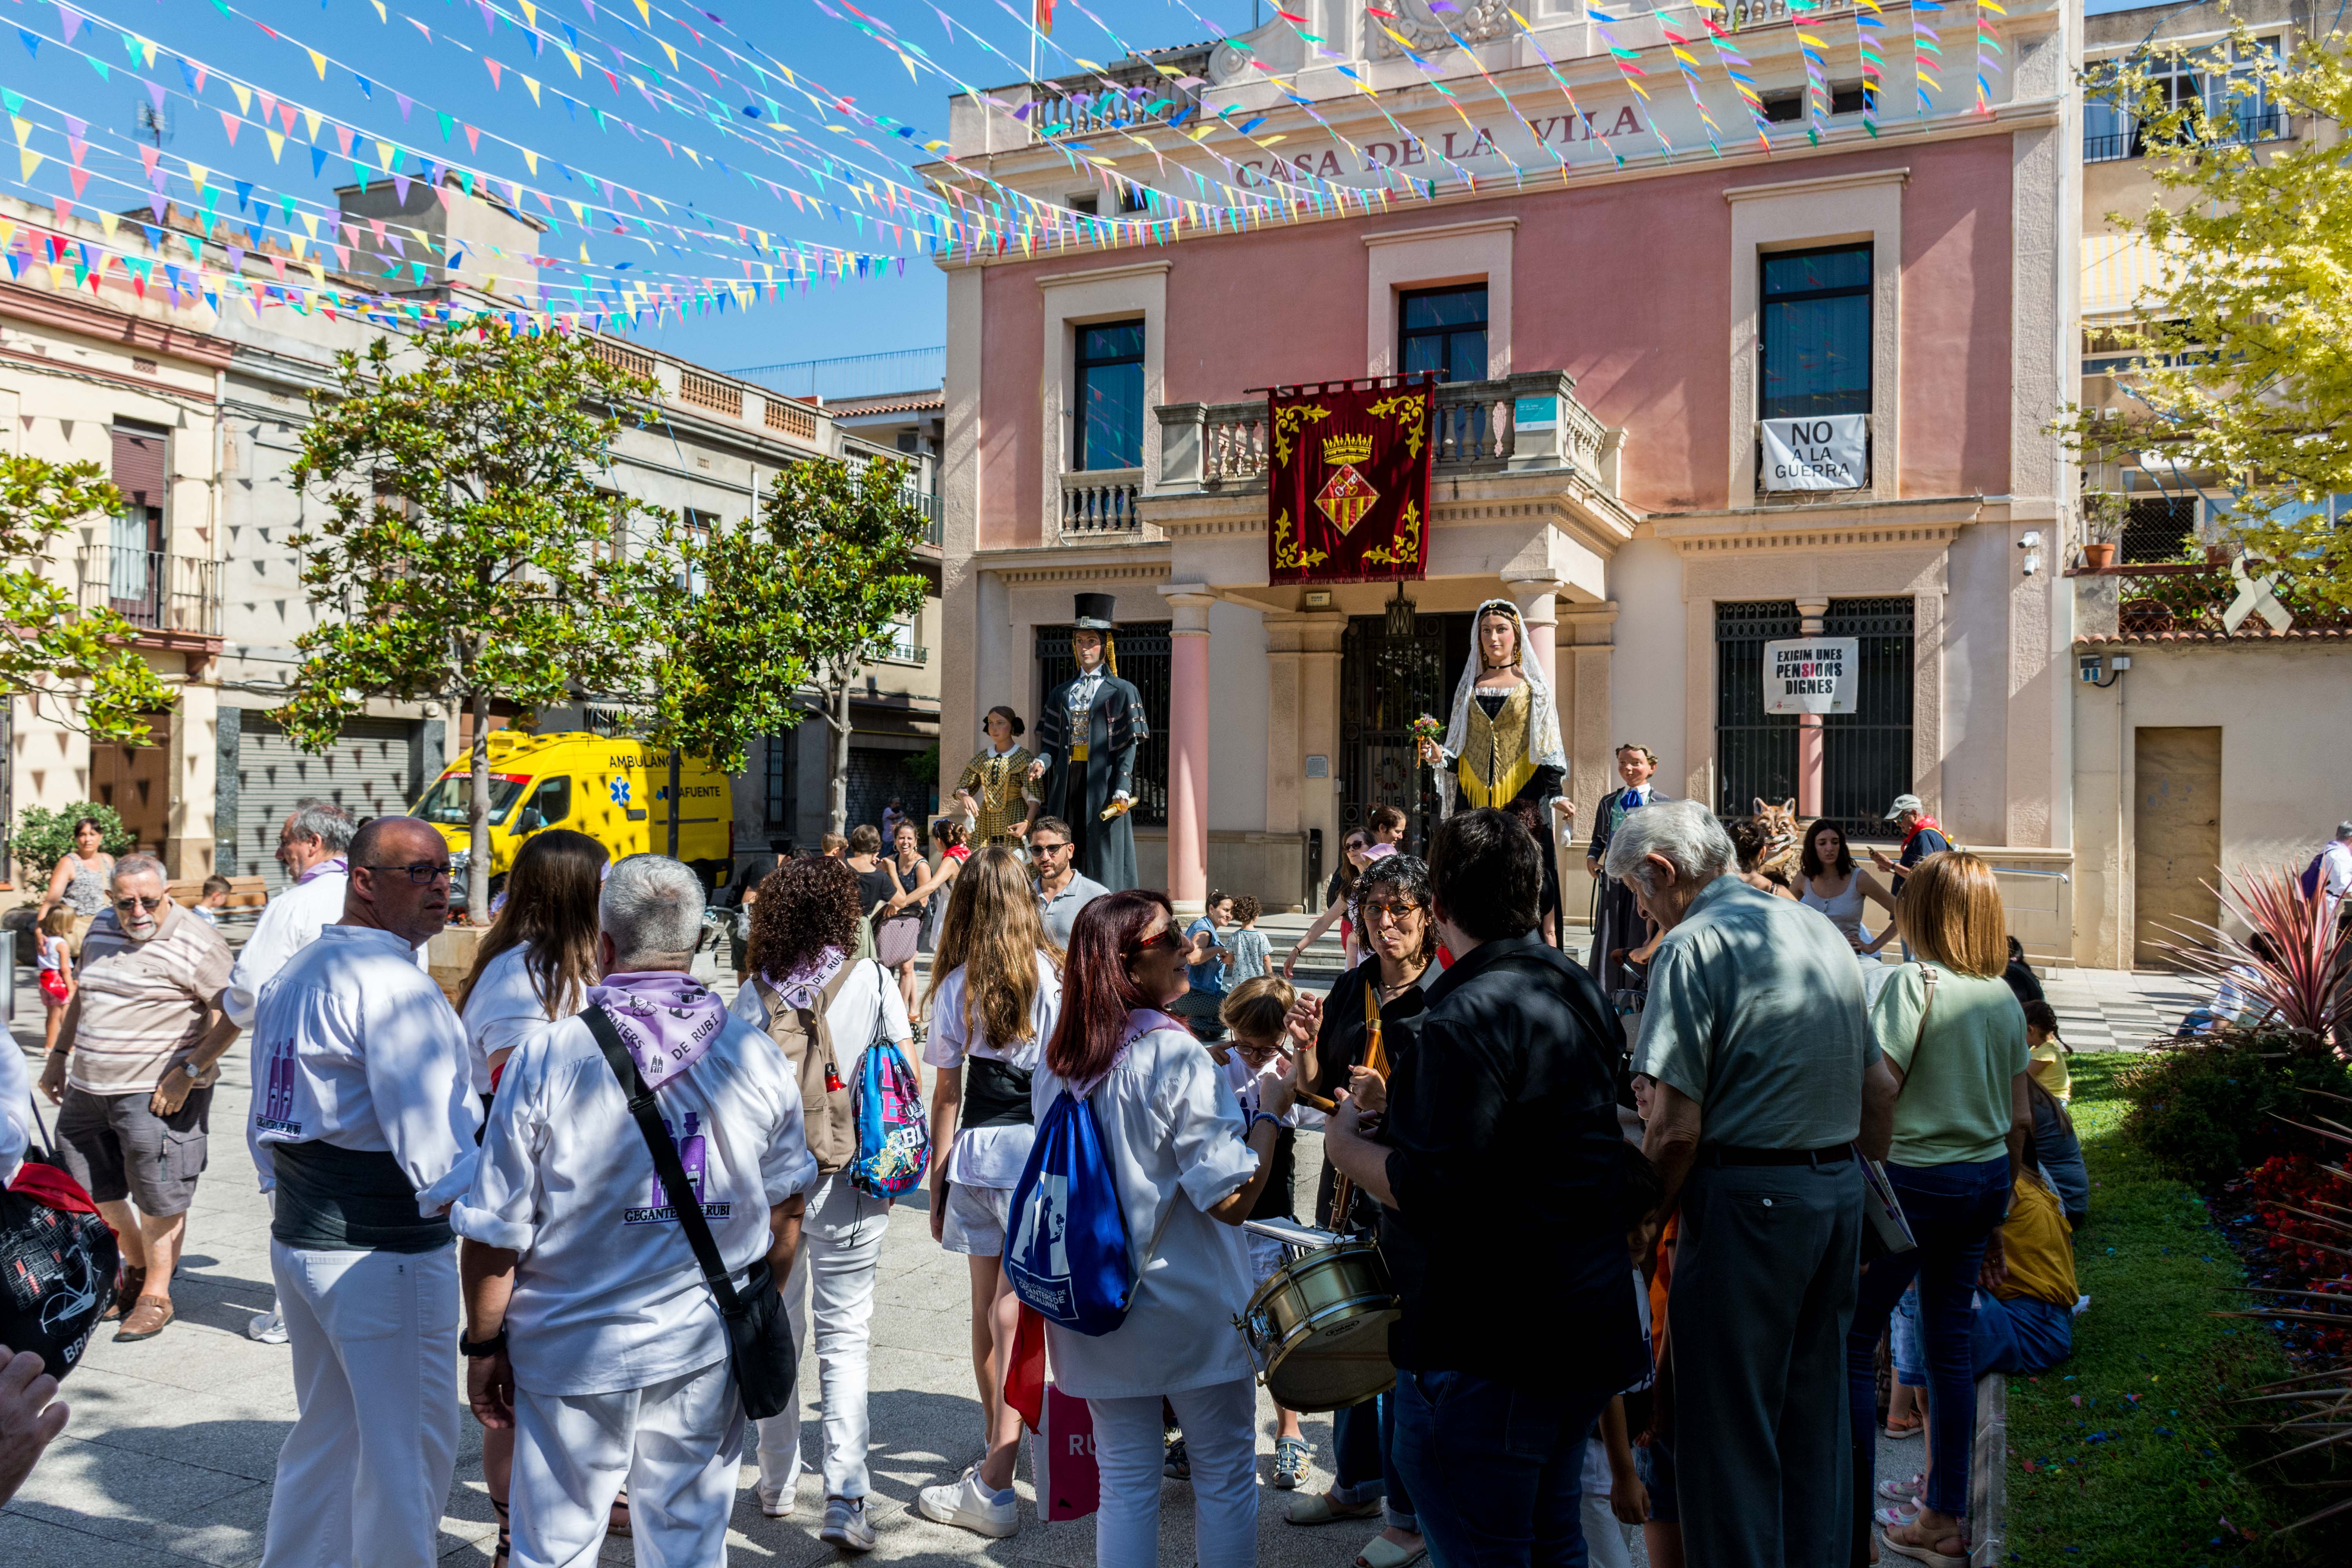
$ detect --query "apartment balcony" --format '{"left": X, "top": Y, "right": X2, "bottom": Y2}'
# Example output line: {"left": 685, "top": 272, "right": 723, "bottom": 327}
{"left": 77, "top": 546, "right": 223, "bottom": 661}
{"left": 1152, "top": 371, "right": 1615, "bottom": 498}
{"left": 2070, "top": 559, "right": 2352, "bottom": 644}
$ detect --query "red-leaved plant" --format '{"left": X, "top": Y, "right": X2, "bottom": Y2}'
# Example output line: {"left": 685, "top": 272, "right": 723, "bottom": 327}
{"left": 2160, "top": 862, "right": 2352, "bottom": 1052}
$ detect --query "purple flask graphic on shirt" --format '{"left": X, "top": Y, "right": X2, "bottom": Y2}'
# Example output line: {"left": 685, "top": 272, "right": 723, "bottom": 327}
{"left": 261, "top": 1038, "right": 299, "bottom": 1130}
{"left": 647, "top": 1111, "right": 709, "bottom": 1213}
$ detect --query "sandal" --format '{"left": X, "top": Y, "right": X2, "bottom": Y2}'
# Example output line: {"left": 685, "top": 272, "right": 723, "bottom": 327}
{"left": 1285, "top": 1492, "right": 1383, "bottom": 1526}
{"left": 1883, "top": 1412, "right": 1924, "bottom": 1439}
{"left": 607, "top": 1491, "right": 631, "bottom": 1537}
{"left": 1356, "top": 1536, "right": 1428, "bottom": 1568}
{"left": 1878, "top": 1524, "right": 1969, "bottom": 1568}
{"left": 491, "top": 1495, "right": 510, "bottom": 1568}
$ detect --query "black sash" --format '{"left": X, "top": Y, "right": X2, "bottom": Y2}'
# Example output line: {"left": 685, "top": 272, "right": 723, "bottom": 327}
{"left": 963, "top": 1054, "right": 1034, "bottom": 1130}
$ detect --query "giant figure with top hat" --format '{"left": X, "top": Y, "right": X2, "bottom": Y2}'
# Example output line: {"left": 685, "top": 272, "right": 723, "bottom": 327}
{"left": 1027, "top": 593, "right": 1149, "bottom": 892}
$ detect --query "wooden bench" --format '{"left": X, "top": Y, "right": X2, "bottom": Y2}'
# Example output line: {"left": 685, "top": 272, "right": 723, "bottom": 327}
{"left": 166, "top": 875, "right": 270, "bottom": 910}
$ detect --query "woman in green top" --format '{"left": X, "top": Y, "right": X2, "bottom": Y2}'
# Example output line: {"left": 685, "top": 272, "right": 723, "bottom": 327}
{"left": 1847, "top": 851, "right": 2033, "bottom": 1568}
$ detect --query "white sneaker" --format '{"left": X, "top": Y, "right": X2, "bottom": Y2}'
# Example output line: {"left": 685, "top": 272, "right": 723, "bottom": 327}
{"left": 246, "top": 1309, "right": 288, "bottom": 1345}
{"left": 820, "top": 1495, "right": 876, "bottom": 1553}
{"left": 917, "top": 1465, "right": 1018, "bottom": 1539}
{"left": 756, "top": 1486, "right": 795, "bottom": 1519}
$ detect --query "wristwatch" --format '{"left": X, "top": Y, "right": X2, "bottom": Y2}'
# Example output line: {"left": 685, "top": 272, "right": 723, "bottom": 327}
{"left": 458, "top": 1327, "right": 508, "bottom": 1359}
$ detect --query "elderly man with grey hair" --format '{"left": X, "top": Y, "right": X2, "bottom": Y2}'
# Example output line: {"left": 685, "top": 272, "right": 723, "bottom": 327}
{"left": 454, "top": 855, "right": 818, "bottom": 1568}
{"left": 40, "top": 852, "right": 240, "bottom": 1343}
{"left": 1610, "top": 799, "right": 1898, "bottom": 1568}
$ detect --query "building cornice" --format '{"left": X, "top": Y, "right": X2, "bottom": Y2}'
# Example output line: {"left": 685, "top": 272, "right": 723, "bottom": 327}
{"left": 1724, "top": 167, "right": 1911, "bottom": 204}
{"left": 0, "top": 280, "right": 233, "bottom": 369}
{"left": 1362, "top": 216, "right": 1519, "bottom": 248}
{"left": 1036, "top": 260, "right": 1174, "bottom": 290}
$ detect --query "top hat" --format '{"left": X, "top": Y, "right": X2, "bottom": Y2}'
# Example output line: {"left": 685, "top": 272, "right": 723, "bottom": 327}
{"left": 1073, "top": 593, "right": 1117, "bottom": 631}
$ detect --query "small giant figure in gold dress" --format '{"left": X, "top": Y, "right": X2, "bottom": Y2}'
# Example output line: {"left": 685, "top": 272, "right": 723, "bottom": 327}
{"left": 951, "top": 706, "right": 1037, "bottom": 849}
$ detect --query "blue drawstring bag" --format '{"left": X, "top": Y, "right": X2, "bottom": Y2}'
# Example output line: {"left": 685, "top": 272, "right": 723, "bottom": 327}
{"left": 849, "top": 1040, "right": 929, "bottom": 1200}
{"left": 1004, "top": 1087, "right": 1138, "bottom": 1335}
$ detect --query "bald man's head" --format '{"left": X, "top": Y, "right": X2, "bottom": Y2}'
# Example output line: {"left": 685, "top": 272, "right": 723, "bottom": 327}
{"left": 342, "top": 816, "right": 452, "bottom": 947}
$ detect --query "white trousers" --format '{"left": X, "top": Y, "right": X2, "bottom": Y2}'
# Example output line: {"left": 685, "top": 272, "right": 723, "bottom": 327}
{"left": 1580, "top": 1491, "right": 1639, "bottom": 1568}
{"left": 260, "top": 1241, "right": 459, "bottom": 1568}
{"left": 510, "top": 1359, "right": 743, "bottom": 1568}
{"left": 1088, "top": 1376, "right": 1259, "bottom": 1568}
{"left": 754, "top": 1170, "right": 891, "bottom": 1504}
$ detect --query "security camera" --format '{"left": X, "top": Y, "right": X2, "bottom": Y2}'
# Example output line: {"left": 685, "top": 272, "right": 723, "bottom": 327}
{"left": 2019, "top": 530, "right": 2042, "bottom": 549}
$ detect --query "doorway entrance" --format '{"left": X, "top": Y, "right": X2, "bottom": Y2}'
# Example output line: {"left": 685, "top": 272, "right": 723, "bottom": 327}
{"left": 1339, "top": 611, "right": 1472, "bottom": 855}
{"left": 2133, "top": 725, "right": 2221, "bottom": 969}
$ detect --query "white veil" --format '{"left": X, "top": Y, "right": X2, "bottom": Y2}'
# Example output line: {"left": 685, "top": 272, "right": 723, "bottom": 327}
{"left": 1435, "top": 598, "right": 1569, "bottom": 819}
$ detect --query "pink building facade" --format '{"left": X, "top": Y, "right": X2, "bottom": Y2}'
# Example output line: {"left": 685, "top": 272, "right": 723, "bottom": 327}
{"left": 931, "top": 0, "right": 2080, "bottom": 942}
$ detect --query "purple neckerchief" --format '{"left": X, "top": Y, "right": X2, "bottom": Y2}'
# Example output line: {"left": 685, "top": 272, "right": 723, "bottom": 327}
{"left": 587, "top": 971, "right": 729, "bottom": 1091}
{"left": 768, "top": 946, "right": 847, "bottom": 1013}
{"left": 295, "top": 857, "right": 349, "bottom": 886}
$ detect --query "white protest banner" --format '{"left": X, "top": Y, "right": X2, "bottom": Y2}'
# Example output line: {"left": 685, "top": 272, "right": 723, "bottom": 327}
{"left": 1760, "top": 414, "right": 1868, "bottom": 491}
{"left": 1763, "top": 637, "right": 1860, "bottom": 715}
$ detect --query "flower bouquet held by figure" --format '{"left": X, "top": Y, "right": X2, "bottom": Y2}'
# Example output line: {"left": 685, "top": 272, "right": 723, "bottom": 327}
{"left": 1411, "top": 713, "right": 1445, "bottom": 766}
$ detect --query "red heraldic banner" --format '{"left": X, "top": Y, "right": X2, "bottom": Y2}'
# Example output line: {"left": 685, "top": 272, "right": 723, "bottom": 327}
{"left": 1266, "top": 374, "right": 1436, "bottom": 585}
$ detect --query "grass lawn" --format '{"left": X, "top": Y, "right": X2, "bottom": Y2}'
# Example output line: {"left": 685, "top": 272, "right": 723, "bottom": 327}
{"left": 2004, "top": 1052, "right": 2322, "bottom": 1568}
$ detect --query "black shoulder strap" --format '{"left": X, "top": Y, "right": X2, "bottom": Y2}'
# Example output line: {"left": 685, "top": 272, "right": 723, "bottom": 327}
{"left": 582, "top": 1004, "right": 743, "bottom": 1315}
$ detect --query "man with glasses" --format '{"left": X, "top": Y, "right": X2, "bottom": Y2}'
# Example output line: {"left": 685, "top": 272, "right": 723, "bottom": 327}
{"left": 1028, "top": 817, "right": 1108, "bottom": 948}
{"left": 249, "top": 817, "right": 483, "bottom": 1568}
{"left": 40, "top": 854, "right": 239, "bottom": 1343}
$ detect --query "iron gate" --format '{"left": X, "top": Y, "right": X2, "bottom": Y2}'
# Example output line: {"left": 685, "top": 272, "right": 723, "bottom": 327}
{"left": 1339, "top": 612, "right": 1471, "bottom": 854}
{"left": 1036, "top": 621, "right": 1170, "bottom": 827}
{"left": 1715, "top": 598, "right": 1914, "bottom": 844}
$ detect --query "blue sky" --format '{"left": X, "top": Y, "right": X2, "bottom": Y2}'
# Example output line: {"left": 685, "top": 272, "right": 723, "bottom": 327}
{"left": 13, "top": 2, "right": 2132, "bottom": 377}
{"left": 8, "top": 0, "right": 1254, "bottom": 373}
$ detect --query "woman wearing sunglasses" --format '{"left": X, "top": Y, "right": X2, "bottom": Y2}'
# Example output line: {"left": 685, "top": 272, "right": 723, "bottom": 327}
{"left": 1035, "top": 890, "right": 1297, "bottom": 1568}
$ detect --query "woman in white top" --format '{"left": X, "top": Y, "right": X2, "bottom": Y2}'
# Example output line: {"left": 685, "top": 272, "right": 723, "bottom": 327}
{"left": 1797, "top": 820, "right": 1900, "bottom": 957}
{"left": 1035, "top": 889, "right": 1296, "bottom": 1568}
{"left": 449, "top": 828, "right": 608, "bottom": 1567}
{"left": 915, "top": 846, "right": 1063, "bottom": 1539}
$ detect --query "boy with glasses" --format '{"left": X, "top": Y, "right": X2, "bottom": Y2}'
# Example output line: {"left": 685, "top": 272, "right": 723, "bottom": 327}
{"left": 1028, "top": 817, "right": 1108, "bottom": 947}
{"left": 40, "top": 855, "right": 239, "bottom": 1342}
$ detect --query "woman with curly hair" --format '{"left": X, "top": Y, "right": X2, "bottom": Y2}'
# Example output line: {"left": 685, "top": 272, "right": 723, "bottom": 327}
{"left": 726, "top": 853, "right": 916, "bottom": 1550}
{"left": 915, "top": 847, "right": 1062, "bottom": 1539}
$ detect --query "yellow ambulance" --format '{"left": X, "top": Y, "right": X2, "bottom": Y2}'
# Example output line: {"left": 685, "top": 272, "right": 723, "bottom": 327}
{"left": 413, "top": 730, "right": 734, "bottom": 902}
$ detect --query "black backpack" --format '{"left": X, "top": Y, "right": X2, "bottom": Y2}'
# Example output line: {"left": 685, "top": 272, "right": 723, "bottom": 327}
{"left": 2, "top": 1110, "right": 120, "bottom": 1380}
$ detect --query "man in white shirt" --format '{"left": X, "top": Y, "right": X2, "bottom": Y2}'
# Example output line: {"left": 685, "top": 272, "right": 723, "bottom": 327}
{"left": 251, "top": 817, "right": 481, "bottom": 1568}
{"left": 224, "top": 799, "right": 356, "bottom": 1345}
{"left": 456, "top": 855, "right": 817, "bottom": 1568}
{"left": 2321, "top": 822, "right": 2352, "bottom": 921}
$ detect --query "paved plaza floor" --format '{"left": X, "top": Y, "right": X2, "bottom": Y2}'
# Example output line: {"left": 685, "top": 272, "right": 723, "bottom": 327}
{"left": 0, "top": 911, "right": 2204, "bottom": 1565}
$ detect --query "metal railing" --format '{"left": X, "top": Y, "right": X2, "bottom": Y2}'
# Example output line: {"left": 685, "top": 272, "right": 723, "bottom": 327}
{"left": 1154, "top": 371, "right": 1610, "bottom": 492}
{"left": 1727, "top": 0, "right": 1855, "bottom": 29}
{"left": 903, "top": 488, "right": 944, "bottom": 547}
{"left": 77, "top": 546, "right": 221, "bottom": 636}
{"left": 1061, "top": 468, "right": 1145, "bottom": 535}
{"left": 2083, "top": 106, "right": 2285, "bottom": 163}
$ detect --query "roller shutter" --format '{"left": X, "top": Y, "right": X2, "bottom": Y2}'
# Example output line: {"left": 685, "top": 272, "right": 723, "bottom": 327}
{"left": 231, "top": 714, "right": 421, "bottom": 892}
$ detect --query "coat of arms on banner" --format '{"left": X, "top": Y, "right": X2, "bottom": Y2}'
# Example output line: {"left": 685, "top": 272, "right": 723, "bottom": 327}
{"left": 1268, "top": 374, "right": 1436, "bottom": 585}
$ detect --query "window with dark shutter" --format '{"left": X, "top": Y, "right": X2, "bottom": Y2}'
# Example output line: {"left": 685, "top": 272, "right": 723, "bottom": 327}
{"left": 109, "top": 425, "right": 168, "bottom": 510}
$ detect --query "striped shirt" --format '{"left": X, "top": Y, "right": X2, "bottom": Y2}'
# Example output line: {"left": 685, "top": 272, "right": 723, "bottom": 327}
{"left": 69, "top": 903, "right": 234, "bottom": 1096}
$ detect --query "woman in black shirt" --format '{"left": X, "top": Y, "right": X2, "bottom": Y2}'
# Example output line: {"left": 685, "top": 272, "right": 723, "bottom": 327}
{"left": 1282, "top": 855, "right": 1436, "bottom": 1557}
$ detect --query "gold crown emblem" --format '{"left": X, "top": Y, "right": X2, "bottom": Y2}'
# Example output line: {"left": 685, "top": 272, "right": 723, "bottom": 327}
{"left": 1321, "top": 433, "right": 1374, "bottom": 466}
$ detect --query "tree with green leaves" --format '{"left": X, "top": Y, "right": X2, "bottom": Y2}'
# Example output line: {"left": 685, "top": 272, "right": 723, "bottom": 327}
{"left": 283, "top": 321, "right": 668, "bottom": 917}
{"left": 2057, "top": 21, "right": 2352, "bottom": 608}
{"left": 762, "top": 457, "right": 931, "bottom": 835}
{"left": 0, "top": 456, "right": 177, "bottom": 743}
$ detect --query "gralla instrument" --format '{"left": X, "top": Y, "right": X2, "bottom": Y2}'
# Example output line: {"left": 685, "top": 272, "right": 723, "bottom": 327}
{"left": 1234, "top": 1218, "right": 1399, "bottom": 1411}
{"left": 1230, "top": 978, "right": 1401, "bottom": 1411}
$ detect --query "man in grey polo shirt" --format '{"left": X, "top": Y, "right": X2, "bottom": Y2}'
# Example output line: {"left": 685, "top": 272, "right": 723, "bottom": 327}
{"left": 1027, "top": 817, "right": 1107, "bottom": 948}
{"left": 1609, "top": 800, "right": 1897, "bottom": 1568}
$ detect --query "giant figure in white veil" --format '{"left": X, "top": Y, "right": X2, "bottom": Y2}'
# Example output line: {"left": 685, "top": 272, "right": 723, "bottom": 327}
{"left": 1417, "top": 599, "right": 1576, "bottom": 946}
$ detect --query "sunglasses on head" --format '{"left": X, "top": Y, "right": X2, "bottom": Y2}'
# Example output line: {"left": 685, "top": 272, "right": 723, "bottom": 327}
{"left": 112, "top": 893, "right": 165, "bottom": 913}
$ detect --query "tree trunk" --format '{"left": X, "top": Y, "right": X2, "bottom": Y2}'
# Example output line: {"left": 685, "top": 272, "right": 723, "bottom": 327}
{"left": 827, "top": 680, "right": 852, "bottom": 836}
{"left": 666, "top": 747, "right": 683, "bottom": 858}
{"left": 468, "top": 688, "right": 492, "bottom": 922}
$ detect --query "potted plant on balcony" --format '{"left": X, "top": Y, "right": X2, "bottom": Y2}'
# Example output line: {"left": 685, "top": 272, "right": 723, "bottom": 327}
{"left": 2081, "top": 491, "right": 2125, "bottom": 570}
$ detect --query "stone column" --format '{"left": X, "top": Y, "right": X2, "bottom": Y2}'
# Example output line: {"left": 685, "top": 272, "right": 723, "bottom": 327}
{"left": 1160, "top": 586, "right": 1217, "bottom": 917}
{"left": 1795, "top": 599, "right": 1829, "bottom": 818}
{"left": 1502, "top": 574, "right": 1564, "bottom": 695}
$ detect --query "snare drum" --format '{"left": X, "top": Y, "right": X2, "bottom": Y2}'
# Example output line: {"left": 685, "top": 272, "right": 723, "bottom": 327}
{"left": 1232, "top": 1221, "right": 1399, "bottom": 1412}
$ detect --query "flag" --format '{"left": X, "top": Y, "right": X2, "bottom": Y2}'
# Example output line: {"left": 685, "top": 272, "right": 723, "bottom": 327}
{"left": 1035, "top": 0, "right": 1054, "bottom": 36}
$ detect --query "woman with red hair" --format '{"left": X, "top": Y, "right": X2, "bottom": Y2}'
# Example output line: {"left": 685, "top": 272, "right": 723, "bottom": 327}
{"left": 1037, "top": 889, "right": 1296, "bottom": 1568}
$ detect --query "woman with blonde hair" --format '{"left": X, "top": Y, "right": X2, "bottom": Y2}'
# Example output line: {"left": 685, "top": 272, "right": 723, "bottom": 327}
{"left": 1847, "top": 851, "right": 2033, "bottom": 1568}
{"left": 915, "top": 846, "right": 1063, "bottom": 1540}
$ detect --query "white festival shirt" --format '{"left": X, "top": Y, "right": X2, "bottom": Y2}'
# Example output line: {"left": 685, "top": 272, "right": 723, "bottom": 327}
{"left": 925, "top": 953, "right": 1061, "bottom": 1190}
{"left": 2324, "top": 840, "right": 2352, "bottom": 919}
{"left": 450, "top": 989, "right": 819, "bottom": 1397}
{"left": 225, "top": 860, "right": 430, "bottom": 1029}
{"left": 0, "top": 1034, "right": 27, "bottom": 1186}
{"left": 245, "top": 924, "right": 483, "bottom": 1211}
{"left": 460, "top": 941, "right": 584, "bottom": 1089}
{"left": 1029, "top": 1019, "right": 1259, "bottom": 1401}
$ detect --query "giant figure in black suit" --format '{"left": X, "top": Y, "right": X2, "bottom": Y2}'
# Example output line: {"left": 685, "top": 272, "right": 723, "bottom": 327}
{"left": 1027, "top": 593, "right": 1149, "bottom": 892}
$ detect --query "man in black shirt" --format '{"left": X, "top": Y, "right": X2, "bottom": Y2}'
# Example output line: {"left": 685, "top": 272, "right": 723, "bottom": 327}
{"left": 1326, "top": 808, "right": 1646, "bottom": 1566}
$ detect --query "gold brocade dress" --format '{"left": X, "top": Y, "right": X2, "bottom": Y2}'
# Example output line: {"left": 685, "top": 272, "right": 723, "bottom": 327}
{"left": 1455, "top": 683, "right": 1543, "bottom": 809}
{"left": 954, "top": 747, "right": 1036, "bottom": 846}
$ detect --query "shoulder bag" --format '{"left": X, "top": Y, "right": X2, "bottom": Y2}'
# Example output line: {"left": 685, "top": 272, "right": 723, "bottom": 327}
{"left": 582, "top": 1006, "right": 799, "bottom": 1421}
{"left": 1855, "top": 963, "right": 1938, "bottom": 1260}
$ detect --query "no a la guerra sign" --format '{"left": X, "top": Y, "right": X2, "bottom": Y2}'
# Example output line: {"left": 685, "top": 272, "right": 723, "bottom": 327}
{"left": 1761, "top": 414, "right": 1867, "bottom": 491}
{"left": 1763, "top": 637, "right": 1860, "bottom": 715}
